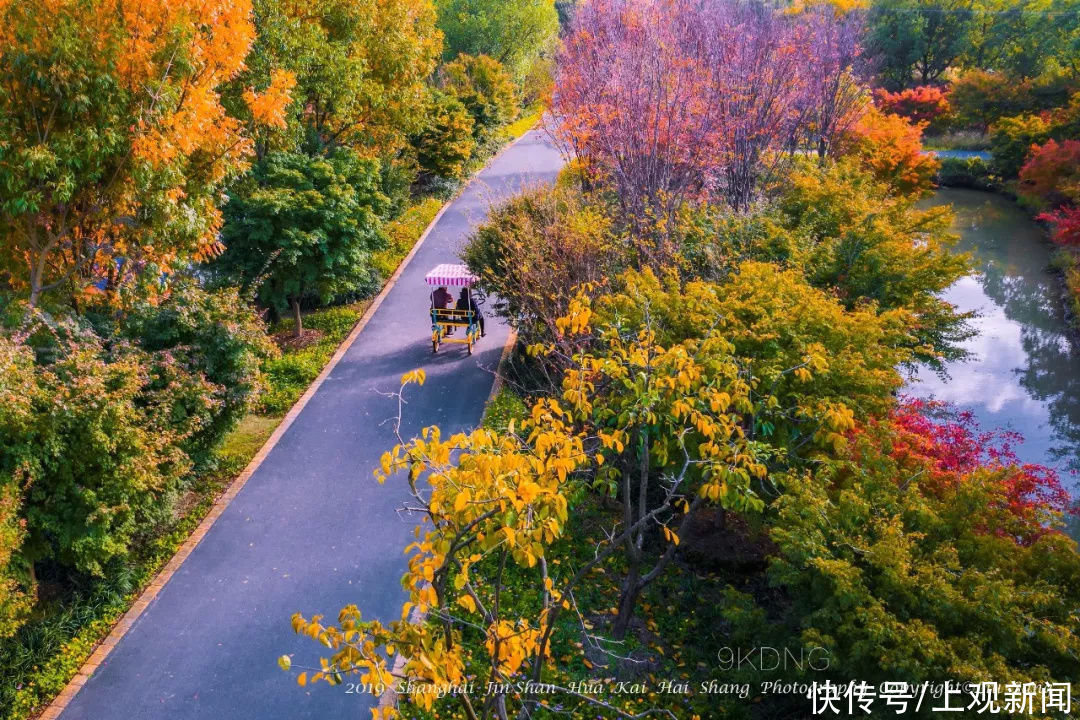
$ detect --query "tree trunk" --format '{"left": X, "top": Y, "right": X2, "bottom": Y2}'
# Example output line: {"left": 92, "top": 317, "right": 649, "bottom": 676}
{"left": 291, "top": 297, "right": 303, "bottom": 337}
{"left": 612, "top": 562, "right": 641, "bottom": 640}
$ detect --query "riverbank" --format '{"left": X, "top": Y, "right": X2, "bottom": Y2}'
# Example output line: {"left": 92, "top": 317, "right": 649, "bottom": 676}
{"left": 910, "top": 188, "right": 1080, "bottom": 523}
{"left": 936, "top": 161, "right": 1080, "bottom": 343}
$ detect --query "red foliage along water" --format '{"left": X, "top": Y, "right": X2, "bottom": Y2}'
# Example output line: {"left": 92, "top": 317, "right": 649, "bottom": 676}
{"left": 888, "top": 398, "right": 1073, "bottom": 541}
{"left": 873, "top": 86, "right": 950, "bottom": 127}
{"left": 1037, "top": 205, "right": 1080, "bottom": 247}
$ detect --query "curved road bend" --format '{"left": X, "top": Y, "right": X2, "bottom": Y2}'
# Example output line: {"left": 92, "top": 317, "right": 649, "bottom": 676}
{"left": 59, "top": 130, "right": 565, "bottom": 720}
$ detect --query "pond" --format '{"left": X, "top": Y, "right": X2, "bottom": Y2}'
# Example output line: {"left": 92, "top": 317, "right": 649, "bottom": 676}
{"left": 908, "top": 188, "right": 1080, "bottom": 535}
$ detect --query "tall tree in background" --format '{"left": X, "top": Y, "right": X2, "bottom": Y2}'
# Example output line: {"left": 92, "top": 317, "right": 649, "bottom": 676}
{"left": 226, "top": 0, "right": 441, "bottom": 158}
{"left": 550, "top": 0, "right": 857, "bottom": 242}
{"left": 803, "top": 6, "right": 868, "bottom": 158}
{"left": 437, "top": 0, "right": 559, "bottom": 82}
{"left": 866, "top": 0, "right": 973, "bottom": 88}
{"left": 0, "top": 0, "right": 277, "bottom": 310}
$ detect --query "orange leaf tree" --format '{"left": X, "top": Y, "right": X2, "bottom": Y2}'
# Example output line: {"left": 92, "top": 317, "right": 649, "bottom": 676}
{"left": 834, "top": 106, "right": 940, "bottom": 196}
{"left": 0, "top": 0, "right": 279, "bottom": 310}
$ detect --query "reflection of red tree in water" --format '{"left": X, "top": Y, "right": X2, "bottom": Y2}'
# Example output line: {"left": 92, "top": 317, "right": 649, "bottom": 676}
{"left": 887, "top": 398, "right": 1074, "bottom": 544}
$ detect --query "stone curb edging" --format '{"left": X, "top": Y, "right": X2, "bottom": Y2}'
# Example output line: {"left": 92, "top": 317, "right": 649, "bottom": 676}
{"left": 37, "top": 123, "right": 541, "bottom": 720}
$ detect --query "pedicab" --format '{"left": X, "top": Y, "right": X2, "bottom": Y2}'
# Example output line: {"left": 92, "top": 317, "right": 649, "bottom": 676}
{"left": 426, "top": 263, "right": 484, "bottom": 354}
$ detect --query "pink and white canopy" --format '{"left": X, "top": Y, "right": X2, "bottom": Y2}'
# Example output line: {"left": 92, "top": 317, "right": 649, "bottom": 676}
{"left": 425, "top": 263, "right": 477, "bottom": 287}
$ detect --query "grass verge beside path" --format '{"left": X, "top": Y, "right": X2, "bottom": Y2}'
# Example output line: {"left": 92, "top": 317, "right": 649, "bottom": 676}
{"left": 1, "top": 112, "right": 543, "bottom": 720}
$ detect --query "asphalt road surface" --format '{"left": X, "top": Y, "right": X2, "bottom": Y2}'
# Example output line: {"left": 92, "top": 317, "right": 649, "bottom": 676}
{"left": 59, "top": 130, "right": 565, "bottom": 720}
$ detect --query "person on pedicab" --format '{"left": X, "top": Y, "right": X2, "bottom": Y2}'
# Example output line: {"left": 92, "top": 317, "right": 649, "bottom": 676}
{"left": 432, "top": 285, "right": 454, "bottom": 334}
{"left": 456, "top": 287, "right": 485, "bottom": 337}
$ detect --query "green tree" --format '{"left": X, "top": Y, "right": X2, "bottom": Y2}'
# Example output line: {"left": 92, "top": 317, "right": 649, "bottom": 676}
{"left": 437, "top": 0, "right": 559, "bottom": 82}
{"left": 217, "top": 150, "right": 388, "bottom": 336}
{"left": 441, "top": 54, "right": 520, "bottom": 141}
{"left": 413, "top": 90, "right": 477, "bottom": 182}
{"left": 989, "top": 113, "right": 1051, "bottom": 177}
{"left": 767, "top": 159, "right": 971, "bottom": 369}
{"left": 866, "top": 0, "right": 973, "bottom": 89}
{"left": 226, "top": 0, "right": 441, "bottom": 158}
{"left": 116, "top": 284, "right": 278, "bottom": 468}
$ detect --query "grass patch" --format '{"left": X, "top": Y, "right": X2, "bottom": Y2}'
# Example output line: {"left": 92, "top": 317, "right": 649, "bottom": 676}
{"left": 259, "top": 304, "right": 366, "bottom": 414}
{"left": 373, "top": 197, "right": 445, "bottom": 280}
{"left": 502, "top": 105, "right": 544, "bottom": 142}
{"left": 482, "top": 386, "right": 528, "bottom": 432}
{"left": 923, "top": 129, "right": 991, "bottom": 151}
{"left": 216, "top": 415, "right": 282, "bottom": 472}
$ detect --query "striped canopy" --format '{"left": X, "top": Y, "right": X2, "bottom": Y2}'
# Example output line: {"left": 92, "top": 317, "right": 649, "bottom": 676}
{"left": 425, "top": 263, "right": 478, "bottom": 287}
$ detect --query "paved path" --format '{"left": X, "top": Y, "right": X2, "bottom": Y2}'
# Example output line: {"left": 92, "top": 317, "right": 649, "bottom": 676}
{"left": 60, "top": 131, "right": 565, "bottom": 720}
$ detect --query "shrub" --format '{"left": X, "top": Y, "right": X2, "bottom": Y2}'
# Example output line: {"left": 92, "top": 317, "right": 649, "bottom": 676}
{"left": 413, "top": 89, "right": 476, "bottom": 182}
{"left": 0, "top": 341, "right": 35, "bottom": 638}
{"left": 462, "top": 183, "right": 625, "bottom": 347}
{"left": 119, "top": 283, "right": 277, "bottom": 468}
{"left": 873, "top": 85, "right": 951, "bottom": 130}
{"left": 989, "top": 113, "right": 1050, "bottom": 178}
{"left": 1039, "top": 205, "right": 1080, "bottom": 247}
{"left": 770, "top": 159, "right": 970, "bottom": 368}
{"left": 948, "top": 69, "right": 1074, "bottom": 131}
{"left": 1, "top": 327, "right": 190, "bottom": 578}
{"left": 595, "top": 263, "right": 913, "bottom": 426}
{"left": 936, "top": 155, "right": 997, "bottom": 190}
{"left": 766, "top": 420, "right": 1080, "bottom": 686}
{"left": 441, "top": 54, "right": 519, "bottom": 141}
{"left": 835, "top": 107, "right": 940, "bottom": 197}
{"left": 1018, "top": 138, "right": 1080, "bottom": 208}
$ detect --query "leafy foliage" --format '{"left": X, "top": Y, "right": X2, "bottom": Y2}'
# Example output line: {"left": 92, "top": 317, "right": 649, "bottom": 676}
{"left": 0, "top": 0, "right": 272, "bottom": 309}
{"left": 217, "top": 150, "right": 388, "bottom": 335}
{"left": 873, "top": 85, "right": 951, "bottom": 129}
{"left": 596, "top": 264, "right": 913, "bottom": 427}
{"left": 989, "top": 113, "right": 1051, "bottom": 178}
{"left": 865, "top": 0, "right": 973, "bottom": 89}
{"left": 936, "top": 155, "right": 998, "bottom": 190}
{"left": 441, "top": 54, "right": 520, "bottom": 142}
{"left": 551, "top": 0, "right": 864, "bottom": 219}
{"left": 888, "top": 399, "right": 1071, "bottom": 537}
{"left": 116, "top": 284, "right": 277, "bottom": 468}
{"left": 1, "top": 329, "right": 189, "bottom": 577}
{"left": 437, "top": 0, "right": 559, "bottom": 82}
{"left": 835, "top": 106, "right": 941, "bottom": 196}
{"left": 463, "top": 182, "right": 625, "bottom": 348}
{"left": 226, "top": 0, "right": 441, "bottom": 157}
{"left": 949, "top": 69, "right": 1064, "bottom": 131}
{"left": 0, "top": 345, "right": 35, "bottom": 638}
{"left": 766, "top": 416, "right": 1080, "bottom": 686}
{"left": 1040, "top": 204, "right": 1080, "bottom": 246}
{"left": 1018, "top": 138, "right": 1080, "bottom": 207}
{"left": 413, "top": 90, "right": 477, "bottom": 182}
{"left": 768, "top": 160, "right": 970, "bottom": 367}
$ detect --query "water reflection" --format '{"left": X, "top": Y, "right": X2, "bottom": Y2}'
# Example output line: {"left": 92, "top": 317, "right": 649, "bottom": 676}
{"left": 909, "top": 189, "right": 1080, "bottom": 510}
